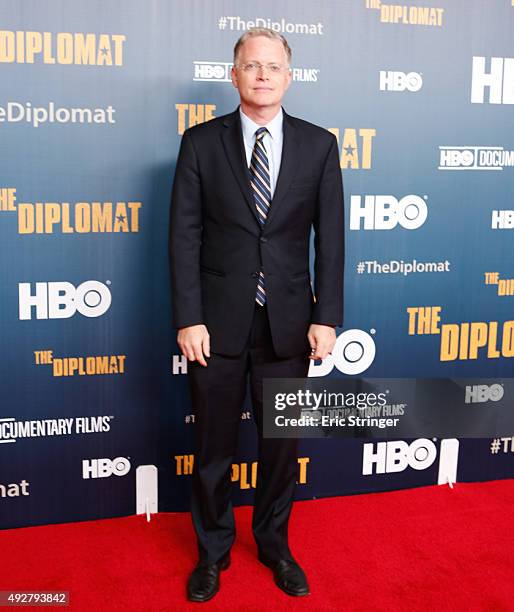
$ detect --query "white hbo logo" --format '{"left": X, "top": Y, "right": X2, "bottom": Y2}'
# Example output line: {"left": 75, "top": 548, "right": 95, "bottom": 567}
{"left": 193, "top": 61, "right": 231, "bottom": 82}
{"left": 350, "top": 195, "right": 428, "bottom": 230}
{"left": 465, "top": 384, "right": 504, "bottom": 404}
{"left": 492, "top": 211, "right": 514, "bottom": 229}
{"left": 18, "top": 281, "right": 112, "bottom": 320}
{"left": 82, "top": 457, "right": 131, "bottom": 479}
{"left": 471, "top": 56, "right": 514, "bottom": 105}
{"left": 379, "top": 71, "right": 423, "bottom": 92}
{"left": 308, "top": 329, "right": 376, "bottom": 377}
{"left": 439, "top": 148, "right": 475, "bottom": 168}
{"left": 363, "top": 439, "right": 437, "bottom": 475}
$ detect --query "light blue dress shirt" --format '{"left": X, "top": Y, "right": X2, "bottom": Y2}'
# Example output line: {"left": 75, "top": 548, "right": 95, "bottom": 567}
{"left": 240, "top": 107, "right": 283, "bottom": 199}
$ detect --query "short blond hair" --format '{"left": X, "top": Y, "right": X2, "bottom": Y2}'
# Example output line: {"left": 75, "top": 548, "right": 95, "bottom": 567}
{"left": 233, "top": 28, "right": 292, "bottom": 66}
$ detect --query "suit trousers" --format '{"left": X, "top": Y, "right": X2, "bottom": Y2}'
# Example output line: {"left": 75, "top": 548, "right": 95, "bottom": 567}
{"left": 188, "top": 303, "right": 310, "bottom": 565}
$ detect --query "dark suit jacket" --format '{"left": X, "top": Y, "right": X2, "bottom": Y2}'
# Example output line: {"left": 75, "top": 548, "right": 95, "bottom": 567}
{"left": 169, "top": 108, "right": 344, "bottom": 358}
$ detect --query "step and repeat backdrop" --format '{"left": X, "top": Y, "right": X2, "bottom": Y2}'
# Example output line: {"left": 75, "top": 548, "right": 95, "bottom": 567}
{"left": 1, "top": 0, "right": 513, "bottom": 529}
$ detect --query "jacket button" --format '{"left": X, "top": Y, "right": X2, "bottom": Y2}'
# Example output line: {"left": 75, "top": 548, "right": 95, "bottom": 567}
{"left": 260, "top": 236, "right": 268, "bottom": 243}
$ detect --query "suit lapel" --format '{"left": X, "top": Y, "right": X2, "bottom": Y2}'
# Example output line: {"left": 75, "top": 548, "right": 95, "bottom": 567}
{"left": 265, "top": 111, "right": 300, "bottom": 228}
{"left": 221, "top": 111, "right": 260, "bottom": 225}
{"left": 220, "top": 109, "right": 301, "bottom": 228}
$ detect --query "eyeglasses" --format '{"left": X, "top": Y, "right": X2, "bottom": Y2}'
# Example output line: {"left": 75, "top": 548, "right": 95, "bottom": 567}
{"left": 237, "top": 62, "right": 289, "bottom": 74}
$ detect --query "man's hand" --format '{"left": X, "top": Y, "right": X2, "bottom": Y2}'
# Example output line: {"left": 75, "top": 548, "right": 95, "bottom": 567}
{"left": 177, "top": 324, "right": 210, "bottom": 367}
{"left": 308, "top": 324, "right": 336, "bottom": 360}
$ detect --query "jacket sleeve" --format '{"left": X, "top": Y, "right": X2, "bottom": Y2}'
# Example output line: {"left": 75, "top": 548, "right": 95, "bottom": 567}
{"left": 311, "top": 134, "right": 344, "bottom": 327}
{"left": 169, "top": 129, "right": 204, "bottom": 329}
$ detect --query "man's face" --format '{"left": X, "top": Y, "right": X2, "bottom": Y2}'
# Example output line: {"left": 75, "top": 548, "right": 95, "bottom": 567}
{"left": 231, "top": 36, "right": 292, "bottom": 112}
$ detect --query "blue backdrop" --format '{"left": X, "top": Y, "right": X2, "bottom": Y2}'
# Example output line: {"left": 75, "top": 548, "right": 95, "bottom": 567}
{"left": 1, "top": 0, "right": 513, "bottom": 530}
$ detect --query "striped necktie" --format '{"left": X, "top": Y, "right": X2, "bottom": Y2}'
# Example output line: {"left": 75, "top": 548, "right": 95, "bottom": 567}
{"left": 249, "top": 127, "right": 271, "bottom": 306}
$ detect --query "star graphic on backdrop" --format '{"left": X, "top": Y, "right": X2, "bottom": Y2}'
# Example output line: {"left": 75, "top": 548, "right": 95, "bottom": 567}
{"left": 100, "top": 46, "right": 109, "bottom": 57}
{"left": 116, "top": 214, "right": 126, "bottom": 224}
{"left": 344, "top": 146, "right": 355, "bottom": 156}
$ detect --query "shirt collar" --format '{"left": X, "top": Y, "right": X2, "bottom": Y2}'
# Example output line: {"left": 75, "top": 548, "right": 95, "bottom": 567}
{"left": 239, "top": 107, "right": 283, "bottom": 144}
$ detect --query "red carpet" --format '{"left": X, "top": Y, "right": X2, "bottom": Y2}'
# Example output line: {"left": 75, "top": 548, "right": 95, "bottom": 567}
{"left": 2, "top": 480, "right": 514, "bottom": 611}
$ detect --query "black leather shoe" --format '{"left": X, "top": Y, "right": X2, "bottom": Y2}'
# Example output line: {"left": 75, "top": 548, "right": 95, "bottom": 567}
{"left": 187, "top": 554, "right": 230, "bottom": 603}
{"left": 259, "top": 556, "right": 310, "bottom": 597}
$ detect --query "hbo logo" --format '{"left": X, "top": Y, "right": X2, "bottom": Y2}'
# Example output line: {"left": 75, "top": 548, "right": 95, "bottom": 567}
{"left": 19, "top": 281, "right": 111, "bottom": 320}
{"left": 471, "top": 56, "right": 514, "bottom": 105}
{"left": 439, "top": 148, "right": 475, "bottom": 168}
{"left": 350, "top": 195, "right": 428, "bottom": 230}
{"left": 82, "top": 457, "right": 131, "bottom": 479}
{"left": 194, "top": 62, "right": 229, "bottom": 80}
{"left": 308, "top": 329, "right": 376, "bottom": 377}
{"left": 363, "top": 439, "right": 436, "bottom": 475}
{"left": 492, "top": 210, "right": 514, "bottom": 229}
{"left": 465, "top": 384, "right": 504, "bottom": 404}
{"left": 379, "top": 71, "right": 423, "bottom": 92}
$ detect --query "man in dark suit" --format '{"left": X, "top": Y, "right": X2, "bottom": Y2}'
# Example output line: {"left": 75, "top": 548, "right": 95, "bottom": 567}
{"left": 170, "top": 28, "right": 344, "bottom": 602}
